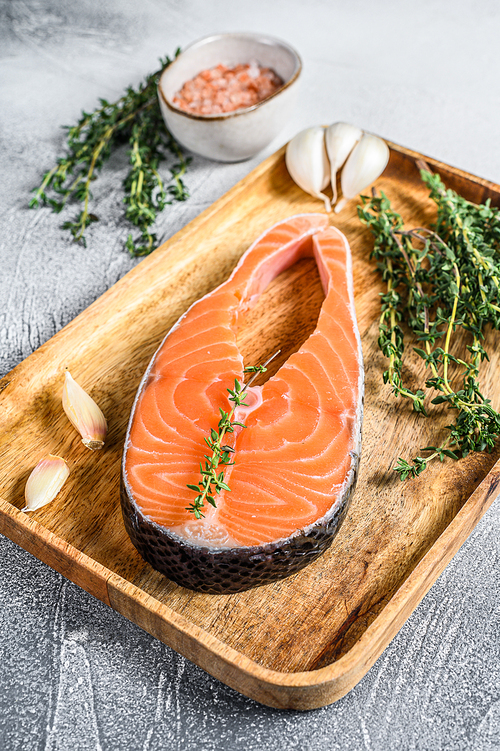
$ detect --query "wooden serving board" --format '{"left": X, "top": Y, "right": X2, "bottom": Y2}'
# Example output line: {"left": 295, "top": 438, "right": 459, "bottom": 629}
{"left": 1, "top": 142, "right": 500, "bottom": 710}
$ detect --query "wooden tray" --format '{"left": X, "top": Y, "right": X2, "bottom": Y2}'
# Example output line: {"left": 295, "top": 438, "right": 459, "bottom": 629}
{"left": 1, "top": 142, "right": 500, "bottom": 710}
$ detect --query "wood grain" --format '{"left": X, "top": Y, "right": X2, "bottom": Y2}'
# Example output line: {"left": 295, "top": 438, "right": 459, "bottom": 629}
{"left": 1, "top": 141, "right": 500, "bottom": 708}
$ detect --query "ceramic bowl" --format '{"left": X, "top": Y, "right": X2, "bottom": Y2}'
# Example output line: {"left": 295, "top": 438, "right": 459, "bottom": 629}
{"left": 158, "top": 33, "right": 301, "bottom": 162}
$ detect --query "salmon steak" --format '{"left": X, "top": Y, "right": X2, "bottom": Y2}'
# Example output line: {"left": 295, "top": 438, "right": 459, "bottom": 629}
{"left": 121, "top": 214, "right": 364, "bottom": 593}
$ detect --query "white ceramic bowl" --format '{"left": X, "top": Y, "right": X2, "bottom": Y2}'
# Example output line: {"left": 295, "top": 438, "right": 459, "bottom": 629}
{"left": 158, "top": 33, "right": 301, "bottom": 162}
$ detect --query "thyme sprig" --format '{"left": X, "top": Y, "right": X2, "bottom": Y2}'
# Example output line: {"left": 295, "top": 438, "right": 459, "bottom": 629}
{"left": 30, "top": 52, "right": 190, "bottom": 257}
{"left": 186, "top": 351, "right": 280, "bottom": 518}
{"left": 359, "top": 166, "right": 500, "bottom": 479}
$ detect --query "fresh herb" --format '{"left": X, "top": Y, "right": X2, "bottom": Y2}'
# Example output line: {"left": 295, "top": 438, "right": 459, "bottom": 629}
{"left": 359, "top": 163, "right": 500, "bottom": 479}
{"left": 186, "top": 351, "right": 280, "bottom": 518}
{"left": 30, "top": 51, "right": 190, "bottom": 257}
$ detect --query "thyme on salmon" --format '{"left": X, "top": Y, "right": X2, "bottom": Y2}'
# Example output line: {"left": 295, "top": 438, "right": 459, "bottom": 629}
{"left": 29, "top": 51, "right": 190, "bottom": 257}
{"left": 359, "top": 163, "right": 500, "bottom": 480}
{"left": 186, "top": 352, "right": 280, "bottom": 518}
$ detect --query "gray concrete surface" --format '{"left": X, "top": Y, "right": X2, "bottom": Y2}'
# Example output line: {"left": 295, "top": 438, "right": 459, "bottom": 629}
{"left": 1, "top": 0, "right": 500, "bottom": 748}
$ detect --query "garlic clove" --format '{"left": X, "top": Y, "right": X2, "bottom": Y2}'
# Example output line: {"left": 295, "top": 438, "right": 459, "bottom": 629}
{"left": 22, "top": 454, "right": 69, "bottom": 512}
{"left": 335, "top": 133, "right": 390, "bottom": 213}
{"left": 62, "top": 370, "right": 107, "bottom": 450}
{"left": 325, "top": 122, "right": 362, "bottom": 205}
{"left": 285, "top": 127, "right": 332, "bottom": 212}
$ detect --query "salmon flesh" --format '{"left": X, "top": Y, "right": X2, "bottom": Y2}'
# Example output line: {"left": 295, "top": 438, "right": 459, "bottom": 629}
{"left": 121, "top": 214, "right": 364, "bottom": 593}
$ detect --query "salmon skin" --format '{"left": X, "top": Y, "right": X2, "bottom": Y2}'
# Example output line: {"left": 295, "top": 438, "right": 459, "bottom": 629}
{"left": 121, "top": 214, "right": 364, "bottom": 593}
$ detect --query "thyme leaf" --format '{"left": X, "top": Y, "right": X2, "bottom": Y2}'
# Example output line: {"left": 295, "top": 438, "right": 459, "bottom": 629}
{"left": 358, "top": 166, "right": 500, "bottom": 479}
{"left": 30, "top": 51, "right": 190, "bottom": 257}
{"left": 186, "top": 351, "right": 280, "bottom": 518}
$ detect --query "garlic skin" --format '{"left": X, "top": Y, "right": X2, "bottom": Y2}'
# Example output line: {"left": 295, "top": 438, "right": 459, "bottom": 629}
{"left": 335, "top": 133, "right": 390, "bottom": 213}
{"left": 22, "top": 455, "right": 69, "bottom": 513}
{"left": 285, "top": 127, "right": 331, "bottom": 212}
{"left": 325, "top": 122, "right": 362, "bottom": 205}
{"left": 62, "top": 370, "right": 107, "bottom": 450}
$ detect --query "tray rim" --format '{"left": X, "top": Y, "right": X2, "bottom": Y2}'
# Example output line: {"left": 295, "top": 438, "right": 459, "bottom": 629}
{"left": 1, "top": 140, "right": 500, "bottom": 709}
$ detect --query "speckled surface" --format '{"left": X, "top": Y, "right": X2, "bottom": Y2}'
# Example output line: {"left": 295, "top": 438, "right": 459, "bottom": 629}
{"left": 1, "top": 0, "right": 500, "bottom": 748}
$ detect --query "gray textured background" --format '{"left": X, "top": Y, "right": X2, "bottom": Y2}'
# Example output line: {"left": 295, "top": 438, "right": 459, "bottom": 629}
{"left": 1, "top": 1, "right": 500, "bottom": 749}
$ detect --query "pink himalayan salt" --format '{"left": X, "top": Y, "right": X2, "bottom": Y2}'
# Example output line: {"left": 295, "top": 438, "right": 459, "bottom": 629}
{"left": 172, "top": 62, "right": 284, "bottom": 115}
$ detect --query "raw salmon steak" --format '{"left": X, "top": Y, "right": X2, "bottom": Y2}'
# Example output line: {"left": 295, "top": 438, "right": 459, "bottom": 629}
{"left": 121, "top": 214, "right": 363, "bottom": 593}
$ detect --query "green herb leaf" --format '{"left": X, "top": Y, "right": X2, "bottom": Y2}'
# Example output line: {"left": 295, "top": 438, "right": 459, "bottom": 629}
{"left": 185, "top": 350, "right": 281, "bottom": 517}
{"left": 30, "top": 50, "right": 189, "bottom": 256}
{"left": 359, "top": 167, "right": 500, "bottom": 479}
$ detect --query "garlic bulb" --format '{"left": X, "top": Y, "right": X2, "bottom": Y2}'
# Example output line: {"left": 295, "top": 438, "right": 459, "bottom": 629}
{"left": 335, "top": 133, "right": 390, "bottom": 213}
{"left": 325, "top": 122, "right": 362, "bottom": 205}
{"left": 285, "top": 127, "right": 331, "bottom": 212}
{"left": 22, "top": 455, "right": 69, "bottom": 512}
{"left": 62, "top": 370, "right": 107, "bottom": 450}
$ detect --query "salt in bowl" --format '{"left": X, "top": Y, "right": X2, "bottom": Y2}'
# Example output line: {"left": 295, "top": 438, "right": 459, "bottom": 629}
{"left": 158, "top": 33, "right": 302, "bottom": 162}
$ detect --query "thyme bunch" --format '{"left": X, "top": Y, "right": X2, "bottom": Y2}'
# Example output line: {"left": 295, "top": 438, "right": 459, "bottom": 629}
{"left": 30, "top": 52, "right": 190, "bottom": 257}
{"left": 186, "top": 352, "right": 280, "bottom": 518}
{"left": 359, "top": 166, "right": 500, "bottom": 479}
